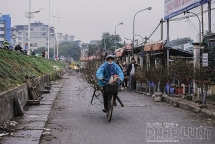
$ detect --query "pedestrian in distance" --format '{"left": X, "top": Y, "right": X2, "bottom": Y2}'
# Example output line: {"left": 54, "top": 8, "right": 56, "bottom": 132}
{"left": 122, "top": 62, "right": 128, "bottom": 89}
{"left": 9, "top": 44, "right": 13, "bottom": 51}
{"left": 3, "top": 40, "right": 10, "bottom": 50}
{"left": 31, "top": 51, "right": 36, "bottom": 56}
{"left": 14, "top": 44, "right": 23, "bottom": 53}
{"left": 126, "top": 58, "right": 138, "bottom": 91}
{"left": 116, "top": 60, "right": 123, "bottom": 91}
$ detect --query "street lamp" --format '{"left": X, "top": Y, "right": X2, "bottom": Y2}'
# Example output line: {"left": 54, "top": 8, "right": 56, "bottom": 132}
{"left": 185, "top": 11, "right": 201, "bottom": 96}
{"left": 132, "top": 7, "right": 152, "bottom": 57}
{"left": 48, "top": 0, "right": 50, "bottom": 59}
{"left": 124, "top": 38, "right": 138, "bottom": 42}
{"left": 115, "top": 22, "right": 123, "bottom": 49}
{"left": 25, "top": 0, "right": 43, "bottom": 55}
{"left": 52, "top": 11, "right": 61, "bottom": 60}
{"left": 124, "top": 38, "right": 132, "bottom": 41}
{"left": 185, "top": 11, "right": 201, "bottom": 68}
{"left": 135, "top": 34, "right": 146, "bottom": 68}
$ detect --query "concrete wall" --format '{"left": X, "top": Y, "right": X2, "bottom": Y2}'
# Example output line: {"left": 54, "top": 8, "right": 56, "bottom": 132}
{"left": 0, "top": 83, "right": 28, "bottom": 125}
{"left": 0, "top": 73, "right": 62, "bottom": 126}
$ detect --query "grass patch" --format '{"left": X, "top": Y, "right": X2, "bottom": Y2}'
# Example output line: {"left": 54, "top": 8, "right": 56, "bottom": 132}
{"left": 0, "top": 49, "right": 65, "bottom": 92}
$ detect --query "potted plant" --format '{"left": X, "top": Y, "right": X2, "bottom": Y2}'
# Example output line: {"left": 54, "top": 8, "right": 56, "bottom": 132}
{"left": 194, "top": 67, "right": 213, "bottom": 108}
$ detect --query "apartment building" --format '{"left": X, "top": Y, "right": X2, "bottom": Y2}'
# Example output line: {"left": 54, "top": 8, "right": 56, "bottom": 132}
{"left": 15, "top": 22, "right": 75, "bottom": 50}
{"left": 0, "top": 14, "right": 11, "bottom": 44}
{"left": 59, "top": 33, "right": 75, "bottom": 42}
{"left": 15, "top": 22, "right": 55, "bottom": 49}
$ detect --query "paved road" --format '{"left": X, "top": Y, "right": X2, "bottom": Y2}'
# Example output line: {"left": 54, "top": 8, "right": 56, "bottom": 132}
{"left": 40, "top": 74, "right": 215, "bottom": 144}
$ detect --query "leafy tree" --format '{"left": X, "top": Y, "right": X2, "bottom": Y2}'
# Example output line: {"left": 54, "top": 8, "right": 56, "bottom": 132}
{"left": 99, "top": 32, "right": 123, "bottom": 53}
{"left": 34, "top": 47, "right": 47, "bottom": 55}
{"left": 34, "top": 41, "right": 81, "bottom": 61}
{"left": 88, "top": 44, "right": 98, "bottom": 56}
{"left": 58, "top": 41, "right": 81, "bottom": 61}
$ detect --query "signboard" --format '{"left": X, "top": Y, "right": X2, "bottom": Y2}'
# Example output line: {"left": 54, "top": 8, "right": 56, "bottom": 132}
{"left": 202, "top": 53, "right": 208, "bottom": 67}
{"left": 164, "top": 0, "right": 210, "bottom": 20}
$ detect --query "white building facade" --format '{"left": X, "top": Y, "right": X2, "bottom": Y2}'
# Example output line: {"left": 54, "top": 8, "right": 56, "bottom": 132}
{"left": 15, "top": 22, "right": 54, "bottom": 49}
{"left": 15, "top": 22, "right": 75, "bottom": 51}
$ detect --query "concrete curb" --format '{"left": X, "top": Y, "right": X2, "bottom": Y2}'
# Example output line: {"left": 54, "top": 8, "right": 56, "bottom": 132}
{"left": 0, "top": 79, "right": 65, "bottom": 144}
{"left": 163, "top": 95, "right": 215, "bottom": 119}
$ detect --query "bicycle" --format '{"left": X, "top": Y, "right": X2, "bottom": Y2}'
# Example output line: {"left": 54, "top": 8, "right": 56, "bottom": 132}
{"left": 102, "top": 78, "right": 124, "bottom": 122}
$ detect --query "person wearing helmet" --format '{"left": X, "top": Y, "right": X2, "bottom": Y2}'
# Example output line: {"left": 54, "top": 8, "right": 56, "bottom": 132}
{"left": 3, "top": 40, "right": 10, "bottom": 50}
{"left": 96, "top": 55, "right": 124, "bottom": 113}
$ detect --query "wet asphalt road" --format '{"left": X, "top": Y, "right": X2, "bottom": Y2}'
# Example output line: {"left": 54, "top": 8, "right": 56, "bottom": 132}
{"left": 39, "top": 74, "right": 215, "bottom": 144}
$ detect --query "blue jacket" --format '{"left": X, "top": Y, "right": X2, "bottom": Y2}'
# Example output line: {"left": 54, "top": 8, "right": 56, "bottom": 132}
{"left": 96, "top": 62, "right": 124, "bottom": 86}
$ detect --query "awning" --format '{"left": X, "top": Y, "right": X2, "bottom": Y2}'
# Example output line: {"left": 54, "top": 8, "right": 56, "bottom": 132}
{"left": 125, "top": 43, "right": 132, "bottom": 51}
{"left": 116, "top": 51, "right": 123, "bottom": 58}
{"left": 144, "top": 40, "right": 166, "bottom": 51}
{"left": 114, "top": 48, "right": 123, "bottom": 53}
{"left": 114, "top": 47, "right": 124, "bottom": 58}
{"left": 80, "top": 56, "right": 97, "bottom": 61}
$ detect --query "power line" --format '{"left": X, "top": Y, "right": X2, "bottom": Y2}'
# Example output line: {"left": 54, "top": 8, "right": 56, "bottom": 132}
{"left": 187, "top": 18, "right": 199, "bottom": 41}
{"left": 147, "top": 22, "right": 161, "bottom": 40}
{"left": 169, "top": 6, "right": 215, "bottom": 22}
{"left": 146, "top": 2, "right": 215, "bottom": 42}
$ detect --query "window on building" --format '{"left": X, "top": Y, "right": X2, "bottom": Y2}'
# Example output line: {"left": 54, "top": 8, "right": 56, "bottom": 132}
{"left": 18, "top": 37, "right": 22, "bottom": 40}
{"left": 25, "top": 27, "right": 28, "bottom": 30}
{"left": 18, "top": 32, "right": 22, "bottom": 35}
{"left": 0, "top": 28, "right": 4, "bottom": 31}
{"left": 30, "top": 28, "right": 34, "bottom": 31}
{"left": 0, "top": 34, "right": 4, "bottom": 38}
{"left": 34, "top": 43, "right": 38, "bottom": 47}
{"left": 0, "top": 20, "right": 4, "bottom": 24}
{"left": 17, "top": 26, "right": 24, "bottom": 30}
{"left": 42, "top": 33, "right": 46, "bottom": 36}
{"left": 42, "top": 28, "right": 45, "bottom": 31}
{"left": 26, "top": 38, "right": 28, "bottom": 41}
{"left": 26, "top": 33, "right": 28, "bottom": 36}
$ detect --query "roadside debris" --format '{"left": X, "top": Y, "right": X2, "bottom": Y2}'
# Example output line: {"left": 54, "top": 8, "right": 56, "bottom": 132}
{"left": 0, "top": 120, "right": 18, "bottom": 139}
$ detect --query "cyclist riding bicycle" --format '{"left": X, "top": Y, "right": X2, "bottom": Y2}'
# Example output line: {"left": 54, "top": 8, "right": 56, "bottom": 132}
{"left": 96, "top": 55, "right": 124, "bottom": 113}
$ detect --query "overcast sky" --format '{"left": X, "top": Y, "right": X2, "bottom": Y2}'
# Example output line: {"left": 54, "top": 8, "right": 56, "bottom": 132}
{"left": 1, "top": 0, "right": 215, "bottom": 43}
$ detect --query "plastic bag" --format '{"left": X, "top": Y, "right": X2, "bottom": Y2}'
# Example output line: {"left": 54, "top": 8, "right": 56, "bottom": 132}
{"left": 109, "top": 75, "right": 114, "bottom": 83}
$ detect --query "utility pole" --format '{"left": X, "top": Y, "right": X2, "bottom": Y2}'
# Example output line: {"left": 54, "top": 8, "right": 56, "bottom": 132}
{"left": 103, "top": 38, "right": 106, "bottom": 52}
{"left": 167, "top": 19, "right": 170, "bottom": 71}
{"left": 53, "top": 11, "right": 61, "bottom": 60}
{"left": 160, "top": 18, "right": 163, "bottom": 40}
{"left": 47, "top": 0, "right": 50, "bottom": 59}
{"left": 201, "top": 3, "right": 204, "bottom": 37}
{"left": 27, "top": 0, "right": 31, "bottom": 55}
{"left": 208, "top": 0, "right": 212, "bottom": 34}
{"left": 57, "top": 10, "right": 59, "bottom": 59}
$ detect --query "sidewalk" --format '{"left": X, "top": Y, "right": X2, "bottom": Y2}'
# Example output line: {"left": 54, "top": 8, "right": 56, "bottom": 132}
{"left": 0, "top": 78, "right": 66, "bottom": 144}
{"left": 162, "top": 95, "right": 215, "bottom": 119}
{"left": 135, "top": 82, "right": 215, "bottom": 120}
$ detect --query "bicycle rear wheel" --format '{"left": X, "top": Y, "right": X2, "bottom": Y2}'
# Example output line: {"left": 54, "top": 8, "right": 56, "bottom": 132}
{"left": 108, "top": 95, "right": 114, "bottom": 122}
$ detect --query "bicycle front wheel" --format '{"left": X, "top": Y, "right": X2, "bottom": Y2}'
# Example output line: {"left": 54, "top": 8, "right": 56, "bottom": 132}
{"left": 108, "top": 95, "right": 114, "bottom": 122}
